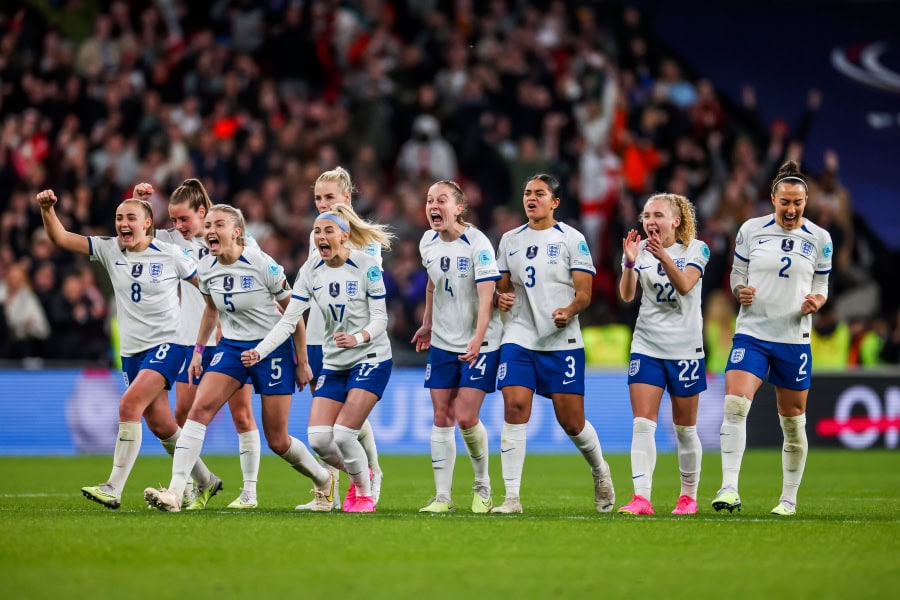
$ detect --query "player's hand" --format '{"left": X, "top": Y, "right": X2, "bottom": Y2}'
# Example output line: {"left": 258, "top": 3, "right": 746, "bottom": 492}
{"left": 622, "top": 229, "right": 642, "bottom": 263}
{"left": 738, "top": 285, "right": 756, "bottom": 307}
{"left": 188, "top": 353, "right": 204, "bottom": 383}
{"left": 459, "top": 338, "right": 482, "bottom": 367}
{"left": 411, "top": 325, "right": 432, "bottom": 352}
{"left": 496, "top": 291, "right": 515, "bottom": 312}
{"left": 133, "top": 182, "right": 153, "bottom": 201}
{"left": 241, "top": 349, "right": 260, "bottom": 367}
{"left": 36, "top": 189, "right": 58, "bottom": 210}
{"left": 333, "top": 332, "right": 357, "bottom": 348}
{"left": 645, "top": 231, "right": 664, "bottom": 259}
{"left": 552, "top": 307, "right": 572, "bottom": 329}
{"left": 295, "top": 362, "right": 313, "bottom": 391}
{"left": 801, "top": 294, "right": 821, "bottom": 315}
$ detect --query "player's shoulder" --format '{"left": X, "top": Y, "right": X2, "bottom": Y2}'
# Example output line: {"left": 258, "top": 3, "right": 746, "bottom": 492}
{"left": 419, "top": 229, "right": 439, "bottom": 251}
{"left": 461, "top": 225, "right": 493, "bottom": 247}
{"left": 500, "top": 223, "right": 529, "bottom": 242}
{"left": 799, "top": 218, "right": 831, "bottom": 241}
{"left": 348, "top": 248, "right": 380, "bottom": 270}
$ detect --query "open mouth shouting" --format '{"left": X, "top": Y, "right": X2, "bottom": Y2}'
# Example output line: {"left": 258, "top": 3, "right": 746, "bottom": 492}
{"left": 782, "top": 212, "right": 799, "bottom": 228}
{"left": 429, "top": 209, "right": 444, "bottom": 229}
{"left": 118, "top": 227, "right": 135, "bottom": 245}
{"left": 317, "top": 239, "right": 333, "bottom": 259}
{"left": 206, "top": 232, "right": 221, "bottom": 253}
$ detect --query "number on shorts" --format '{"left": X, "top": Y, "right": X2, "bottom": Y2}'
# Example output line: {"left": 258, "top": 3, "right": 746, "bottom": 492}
{"left": 271, "top": 357, "right": 282, "bottom": 379}
{"left": 473, "top": 353, "right": 487, "bottom": 376}
{"left": 155, "top": 343, "right": 170, "bottom": 360}
{"left": 677, "top": 359, "right": 700, "bottom": 381}
{"left": 131, "top": 282, "right": 141, "bottom": 303}
{"left": 357, "top": 363, "right": 377, "bottom": 378}
{"left": 798, "top": 352, "right": 808, "bottom": 376}
{"left": 564, "top": 355, "right": 576, "bottom": 378}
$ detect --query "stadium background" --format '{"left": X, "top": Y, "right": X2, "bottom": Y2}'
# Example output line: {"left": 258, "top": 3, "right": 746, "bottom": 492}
{"left": 1, "top": 0, "right": 898, "bottom": 456}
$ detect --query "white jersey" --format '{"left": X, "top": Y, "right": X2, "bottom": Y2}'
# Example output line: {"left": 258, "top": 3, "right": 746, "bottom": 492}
{"left": 197, "top": 246, "right": 291, "bottom": 341}
{"left": 156, "top": 228, "right": 260, "bottom": 346}
{"left": 629, "top": 239, "right": 709, "bottom": 359}
{"left": 732, "top": 215, "right": 833, "bottom": 344}
{"left": 496, "top": 223, "right": 596, "bottom": 351}
{"left": 305, "top": 230, "right": 383, "bottom": 345}
{"left": 420, "top": 226, "right": 503, "bottom": 353}
{"left": 88, "top": 236, "right": 197, "bottom": 356}
{"left": 271, "top": 250, "right": 391, "bottom": 370}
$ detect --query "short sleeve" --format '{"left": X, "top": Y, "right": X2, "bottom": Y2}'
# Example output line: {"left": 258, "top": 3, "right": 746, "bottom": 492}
{"left": 473, "top": 233, "right": 500, "bottom": 282}
{"left": 686, "top": 240, "right": 710, "bottom": 275}
{"left": 816, "top": 230, "right": 834, "bottom": 274}
{"left": 568, "top": 230, "right": 596, "bottom": 274}
{"left": 174, "top": 245, "right": 197, "bottom": 280}
{"left": 265, "top": 256, "right": 290, "bottom": 300}
{"left": 734, "top": 222, "right": 750, "bottom": 263}
{"left": 496, "top": 235, "right": 509, "bottom": 272}
{"left": 366, "top": 262, "right": 387, "bottom": 299}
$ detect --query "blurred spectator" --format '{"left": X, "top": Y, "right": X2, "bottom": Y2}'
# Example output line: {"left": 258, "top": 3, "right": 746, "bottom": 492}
{"left": 809, "top": 303, "right": 849, "bottom": 370}
{"left": 847, "top": 315, "right": 885, "bottom": 368}
{"left": 396, "top": 114, "right": 458, "bottom": 183}
{"left": 879, "top": 309, "right": 900, "bottom": 365}
{"left": 0, "top": 263, "right": 50, "bottom": 358}
{"left": 44, "top": 270, "right": 108, "bottom": 362}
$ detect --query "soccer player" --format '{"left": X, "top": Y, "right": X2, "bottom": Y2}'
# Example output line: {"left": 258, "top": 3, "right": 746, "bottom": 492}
{"left": 491, "top": 174, "right": 615, "bottom": 514}
{"left": 712, "top": 160, "right": 833, "bottom": 516}
{"left": 294, "top": 167, "right": 384, "bottom": 511}
{"left": 617, "top": 193, "right": 708, "bottom": 516}
{"left": 135, "top": 180, "right": 260, "bottom": 510}
{"left": 411, "top": 180, "right": 502, "bottom": 514}
{"left": 143, "top": 205, "right": 334, "bottom": 512}
{"left": 241, "top": 203, "right": 394, "bottom": 513}
{"left": 35, "top": 189, "right": 219, "bottom": 509}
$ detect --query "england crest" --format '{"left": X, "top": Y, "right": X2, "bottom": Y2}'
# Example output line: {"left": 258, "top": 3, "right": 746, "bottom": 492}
{"left": 150, "top": 263, "right": 163, "bottom": 278}
{"left": 801, "top": 240, "right": 813, "bottom": 256}
{"left": 440, "top": 256, "right": 450, "bottom": 272}
{"left": 730, "top": 348, "right": 745, "bottom": 363}
{"left": 329, "top": 281, "right": 340, "bottom": 297}
{"left": 241, "top": 276, "right": 254, "bottom": 290}
{"left": 316, "top": 375, "right": 326, "bottom": 390}
{"left": 425, "top": 364, "right": 431, "bottom": 381}
{"left": 629, "top": 359, "right": 640, "bottom": 376}
{"left": 674, "top": 258, "right": 685, "bottom": 271}
{"left": 210, "top": 351, "right": 224, "bottom": 366}
{"left": 457, "top": 257, "right": 470, "bottom": 273}
{"left": 526, "top": 245, "right": 539, "bottom": 259}
{"left": 781, "top": 239, "right": 794, "bottom": 252}
{"left": 346, "top": 280, "right": 359, "bottom": 297}
{"left": 131, "top": 264, "right": 143, "bottom": 278}
{"left": 498, "top": 362, "right": 507, "bottom": 380}
{"left": 547, "top": 243, "right": 561, "bottom": 259}
{"left": 223, "top": 275, "right": 234, "bottom": 291}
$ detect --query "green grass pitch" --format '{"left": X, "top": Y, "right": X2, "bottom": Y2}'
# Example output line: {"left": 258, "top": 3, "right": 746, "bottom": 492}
{"left": 1, "top": 450, "right": 898, "bottom": 599}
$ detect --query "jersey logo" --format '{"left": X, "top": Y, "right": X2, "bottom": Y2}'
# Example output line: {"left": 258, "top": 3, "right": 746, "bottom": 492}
{"left": 457, "top": 257, "right": 470, "bottom": 273}
{"left": 366, "top": 244, "right": 378, "bottom": 256}
{"left": 577, "top": 240, "right": 590, "bottom": 256}
{"left": 241, "top": 276, "right": 254, "bottom": 290}
{"left": 199, "top": 247, "right": 210, "bottom": 260}
{"left": 700, "top": 242, "right": 710, "bottom": 259}
{"left": 526, "top": 245, "right": 539, "bottom": 259}
{"left": 497, "top": 363, "right": 507, "bottom": 380}
{"left": 823, "top": 242, "right": 833, "bottom": 258}
{"left": 730, "top": 348, "right": 745, "bottom": 363}
{"left": 366, "top": 266, "right": 381, "bottom": 282}
{"left": 547, "top": 243, "right": 561, "bottom": 259}
{"left": 131, "top": 264, "right": 143, "bottom": 278}
{"left": 440, "top": 256, "right": 450, "bottom": 272}
{"left": 180, "top": 247, "right": 191, "bottom": 258}
{"left": 329, "top": 282, "right": 340, "bottom": 297}
{"left": 223, "top": 275, "right": 234, "bottom": 291}
{"left": 316, "top": 375, "right": 326, "bottom": 390}
{"left": 424, "top": 364, "right": 431, "bottom": 381}
{"left": 346, "top": 280, "right": 359, "bottom": 297}
{"left": 781, "top": 239, "right": 794, "bottom": 252}
{"left": 150, "top": 263, "right": 163, "bottom": 278}
{"left": 628, "top": 359, "right": 640, "bottom": 376}
{"left": 267, "top": 261, "right": 281, "bottom": 276}
{"left": 801, "top": 240, "right": 813, "bottom": 256}
{"left": 657, "top": 263, "right": 666, "bottom": 276}
{"left": 674, "top": 258, "right": 685, "bottom": 271}
{"left": 477, "top": 250, "right": 492, "bottom": 266}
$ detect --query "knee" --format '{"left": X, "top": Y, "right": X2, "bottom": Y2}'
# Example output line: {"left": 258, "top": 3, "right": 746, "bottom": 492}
{"left": 308, "top": 427, "right": 334, "bottom": 456}
{"left": 266, "top": 434, "right": 290, "bottom": 456}
{"left": 174, "top": 405, "right": 189, "bottom": 427}
{"left": 230, "top": 409, "right": 255, "bottom": 433}
{"left": 558, "top": 421, "right": 582, "bottom": 437}
{"left": 457, "top": 415, "right": 478, "bottom": 430}
{"left": 332, "top": 425, "right": 358, "bottom": 453}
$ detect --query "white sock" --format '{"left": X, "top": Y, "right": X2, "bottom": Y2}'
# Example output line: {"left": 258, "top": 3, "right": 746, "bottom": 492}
{"left": 630, "top": 417, "right": 657, "bottom": 499}
{"left": 281, "top": 436, "right": 330, "bottom": 487}
{"left": 357, "top": 419, "right": 382, "bottom": 475}
{"left": 461, "top": 421, "right": 490, "bottom": 489}
{"left": 107, "top": 421, "right": 142, "bottom": 494}
{"left": 570, "top": 420, "right": 606, "bottom": 473}
{"left": 779, "top": 413, "right": 808, "bottom": 507}
{"left": 720, "top": 394, "right": 751, "bottom": 491}
{"left": 430, "top": 425, "right": 456, "bottom": 500}
{"left": 308, "top": 425, "right": 346, "bottom": 472}
{"left": 334, "top": 425, "right": 370, "bottom": 496}
{"left": 499, "top": 422, "right": 527, "bottom": 498}
{"left": 238, "top": 430, "right": 260, "bottom": 494}
{"left": 169, "top": 419, "right": 206, "bottom": 500}
{"left": 158, "top": 427, "right": 213, "bottom": 490}
{"left": 674, "top": 424, "right": 702, "bottom": 499}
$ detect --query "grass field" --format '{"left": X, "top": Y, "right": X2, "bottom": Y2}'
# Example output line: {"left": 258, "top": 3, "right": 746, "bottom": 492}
{"left": 1, "top": 450, "right": 898, "bottom": 599}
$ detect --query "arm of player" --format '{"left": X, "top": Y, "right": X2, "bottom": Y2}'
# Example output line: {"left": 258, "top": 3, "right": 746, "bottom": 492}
{"left": 334, "top": 295, "right": 388, "bottom": 348}
{"left": 495, "top": 272, "right": 515, "bottom": 312}
{"left": 411, "top": 277, "right": 435, "bottom": 352}
{"left": 729, "top": 255, "right": 755, "bottom": 306}
{"left": 242, "top": 296, "right": 307, "bottom": 366}
{"left": 276, "top": 295, "right": 312, "bottom": 390}
{"left": 553, "top": 270, "right": 592, "bottom": 328}
{"left": 619, "top": 229, "right": 641, "bottom": 303}
{"left": 189, "top": 296, "right": 220, "bottom": 382}
{"left": 36, "top": 190, "right": 90, "bottom": 255}
{"left": 460, "top": 279, "right": 494, "bottom": 366}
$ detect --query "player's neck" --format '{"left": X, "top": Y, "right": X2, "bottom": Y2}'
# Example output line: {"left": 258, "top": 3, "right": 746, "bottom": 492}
{"left": 216, "top": 246, "right": 242, "bottom": 264}
{"left": 123, "top": 238, "right": 152, "bottom": 253}
{"left": 528, "top": 217, "right": 556, "bottom": 231}
{"left": 325, "top": 249, "right": 350, "bottom": 268}
{"left": 438, "top": 223, "right": 466, "bottom": 242}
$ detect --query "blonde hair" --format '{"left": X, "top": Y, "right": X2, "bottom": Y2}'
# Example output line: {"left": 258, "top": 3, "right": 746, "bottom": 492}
{"left": 170, "top": 178, "right": 212, "bottom": 212}
{"left": 121, "top": 198, "right": 155, "bottom": 236}
{"left": 432, "top": 180, "right": 470, "bottom": 227}
{"left": 208, "top": 204, "right": 248, "bottom": 247}
{"left": 642, "top": 192, "right": 697, "bottom": 245}
{"left": 327, "top": 203, "right": 394, "bottom": 251}
{"left": 315, "top": 166, "right": 356, "bottom": 198}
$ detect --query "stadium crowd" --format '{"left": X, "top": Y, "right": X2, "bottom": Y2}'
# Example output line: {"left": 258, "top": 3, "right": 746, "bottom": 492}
{"left": 0, "top": 0, "right": 897, "bottom": 367}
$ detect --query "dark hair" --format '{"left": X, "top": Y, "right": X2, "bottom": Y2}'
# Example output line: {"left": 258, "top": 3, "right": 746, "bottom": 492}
{"left": 525, "top": 173, "right": 561, "bottom": 197}
{"left": 771, "top": 160, "right": 808, "bottom": 196}
{"left": 170, "top": 178, "right": 212, "bottom": 212}
{"left": 433, "top": 180, "right": 468, "bottom": 226}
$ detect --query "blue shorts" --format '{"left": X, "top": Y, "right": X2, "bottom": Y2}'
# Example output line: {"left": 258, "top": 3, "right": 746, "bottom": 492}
{"left": 497, "top": 343, "right": 585, "bottom": 399}
{"left": 627, "top": 353, "right": 708, "bottom": 397}
{"left": 725, "top": 333, "right": 812, "bottom": 391}
{"left": 121, "top": 343, "right": 186, "bottom": 391}
{"left": 177, "top": 345, "right": 253, "bottom": 386}
{"left": 315, "top": 360, "right": 393, "bottom": 403}
{"left": 206, "top": 338, "right": 297, "bottom": 395}
{"left": 425, "top": 346, "right": 499, "bottom": 393}
{"left": 308, "top": 344, "right": 324, "bottom": 381}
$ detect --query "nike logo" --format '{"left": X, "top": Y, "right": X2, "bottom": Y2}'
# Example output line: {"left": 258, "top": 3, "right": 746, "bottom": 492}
{"left": 239, "top": 450, "right": 250, "bottom": 455}
{"left": 313, "top": 286, "right": 323, "bottom": 291}
{"left": 758, "top": 239, "right": 772, "bottom": 245}
{"left": 268, "top": 381, "right": 279, "bottom": 387}
{"left": 118, "top": 438, "right": 135, "bottom": 442}
{"left": 356, "top": 378, "right": 370, "bottom": 382}
{"left": 796, "top": 376, "right": 807, "bottom": 382}
{"left": 175, "top": 446, "right": 189, "bottom": 450}
{"left": 469, "top": 376, "right": 483, "bottom": 381}
{"left": 425, "top": 259, "right": 434, "bottom": 265}
{"left": 508, "top": 249, "right": 521, "bottom": 256}
{"left": 500, "top": 447, "right": 514, "bottom": 453}
{"left": 632, "top": 474, "right": 645, "bottom": 480}
{"left": 562, "top": 379, "right": 575, "bottom": 385}
{"left": 636, "top": 265, "right": 652, "bottom": 270}
{"left": 684, "top": 381, "right": 697, "bottom": 388}
{"left": 150, "top": 360, "right": 163, "bottom": 364}
{"left": 431, "top": 458, "right": 445, "bottom": 464}
{"left": 115, "top": 260, "right": 128, "bottom": 266}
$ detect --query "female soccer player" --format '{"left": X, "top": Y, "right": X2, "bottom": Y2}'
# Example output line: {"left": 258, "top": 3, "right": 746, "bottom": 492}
{"left": 491, "top": 174, "right": 615, "bottom": 514}
{"left": 617, "top": 193, "right": 708, "bottom": 516}
{"left": 241, "top": 203, "right": 394, "bottom": 513}
{"left": 411, "top": 180, "right": 502, "bottom": 514}
{"left": 135, "top": 180, "right": 260, "bottom": 510}
{"left": 712, "top": 160, "right": 833, "bottom": 516}
{"left": 143, "top": 205, "right": 334, "bottom": 512}
{"left": 294, "top": 167, "right": 384, "bottom": 511}
{"left": 36, "top": 189, "right": 219, "bottom": 509}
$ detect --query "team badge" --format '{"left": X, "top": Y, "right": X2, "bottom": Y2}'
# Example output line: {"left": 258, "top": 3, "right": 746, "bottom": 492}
{"left": 198, "top": 247, "right": 210, "bottom": 260}
{"left": 150, "top": 263, "right": 163, "bottom": 278}
{"left": 346, "top": 280, "right": 359, "bottom": 297}
{"left": 329, "top": 282, "right": 340, "bottom": 297}
{"left": 457, "top": 257, "right": 470, "bottom": 273}
{"left": 241, "top": 276, "right": 254, "bottom": 290}
{"left": 366, "top": 244, "right": 378, "bottom": 256}
{"left": 477, "top": 249, "right": 492, "bottom": 265}
{"left": 526, "top": 245, "right": 539, "bottom": 259}
{"left": 823, "top": 242, "right": 833, "bottom": 258}
{"left": 577, "top": 240, "right": 590, "bottom": 256}
{"left": 440, "top": 256, "right": 450, "bottom": 272}
{"left": 210, "top": 352, "right": 224, "bottom": 366}
{"left": 658, "top": 263, "right": 666, "bottom": 276}
{"left": 223, "top": 275, "right": 234, "bottom": 291}
{"left": 316, "top": 375, "right": 326, "bottom": 390}
{"left": 781, "top": 239, "right": 794, "bottom": 252}
{"left": 498, "top": 363, "right": 507, "bottom": 380}
{"left": 131, "top": 264, "right": 143, "bottom": 278}
{"left": 730, "top": 348, "right": 745, "bottom": 363}
{"left": 674, "top": 258, "right": 685, "bottom": 271}
{"left": 801, "top": 240, "right": 813, "bottom": 256}
{"left": 366, "top": 266, "right": 381, "bottom": 282}
{"left": 629, "top": 359, "right": 640, "bottom": 376}
{"left": 425, "top": 364, "right": 431, "bottom": 381}
{"left": 547, "top": 243, "right": 561, "bottom": 259}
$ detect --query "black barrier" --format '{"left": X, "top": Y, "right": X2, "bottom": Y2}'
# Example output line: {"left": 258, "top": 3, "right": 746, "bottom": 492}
{"left": 748, "top": 372, "right": 900, "bottom": 449}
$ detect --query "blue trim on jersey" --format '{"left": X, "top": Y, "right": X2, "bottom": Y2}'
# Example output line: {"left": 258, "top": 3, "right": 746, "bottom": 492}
{"left": 553, "top": 223, "right": 564, "bottom": 232}
{"left": 184, "top": 269, "right": 197, "bottom": 280}
{"left": 368, "top": 293, "right": 386, "bottom": 299}
{"left": 88, "top": 237, "right": 94, "bottom": 256}
{"left": 734, "top": 251, "right": 749, "bottom": 262}
{"left": 571, "top": 267, "right": 594, "bottom": 274}
{"left": 460, "top": 233, "right": 471, "bottom": 245}
{"left": 763, "top": 219, "right": 776, "bottom": 227}
{"left": 313, "top": 260, "right": 324, "bottom": 270}
{"left": 346, "top": 258, "right": 358, "bottom": 268}
{"left": 430, "top": 232, "right": 439, "bottom": 241}
{"left": 148, "top": 242, "right": 160, "bottom": 251}
{"left": 293, "top": 294, "right": 309, "bottom": 301}
{"left": 514, "top": 224, "right": 529, "bottom": 234}
{"left": 238, "top": 255, "right": 250, "bottom": 264}
{"left": 801, "top": 224, "right": 812, "bottom": 234}
{"left": 211, "top": 258, "right": 218, "bottom": 266}
{"left": 475, "top": 274, "right": 502, "bottom": 283}
{"left": 815, "top": 269, "right": 831, "bottom": 275}
{"left": 687, "top": 263, "right": 704, "bottom": 275}
{"left": 499, "top": 269, "right": 510, "bottom": 273}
